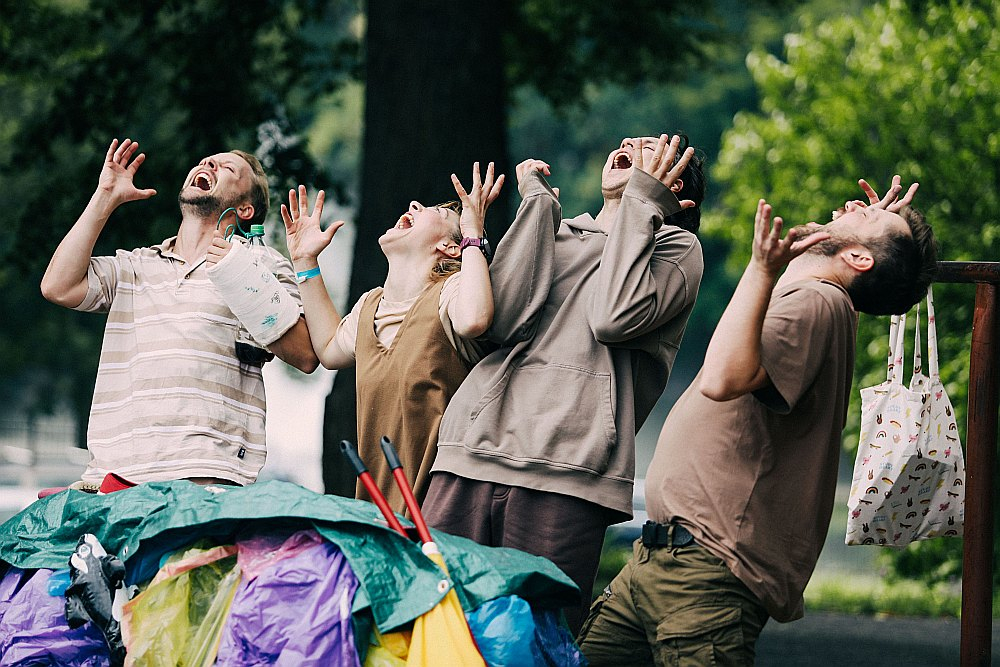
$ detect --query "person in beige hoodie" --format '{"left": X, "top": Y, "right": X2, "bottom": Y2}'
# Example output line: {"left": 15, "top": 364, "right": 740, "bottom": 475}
{"left": 422, "top": 134, "right": 706, "bottom": 631}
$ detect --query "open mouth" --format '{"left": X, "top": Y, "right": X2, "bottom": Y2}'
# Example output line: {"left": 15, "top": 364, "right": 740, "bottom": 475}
{"left": 191, "top": 172, "right": 213, "bottom": 191}
{"left": 612, "top": 152, "right": 633, "bottom": 170}
{"left": 393, "top": 213, "right": 413, "bottom": 230}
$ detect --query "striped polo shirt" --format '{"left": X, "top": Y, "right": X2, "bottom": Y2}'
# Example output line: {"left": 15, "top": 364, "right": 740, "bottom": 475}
{"left": 74, "top": 236, "right": 301, "bottom": 486}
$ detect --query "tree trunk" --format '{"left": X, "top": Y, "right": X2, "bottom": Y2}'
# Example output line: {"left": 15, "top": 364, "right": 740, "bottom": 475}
{"left": 322, "top": 1, "right": 510, "bottom": 494}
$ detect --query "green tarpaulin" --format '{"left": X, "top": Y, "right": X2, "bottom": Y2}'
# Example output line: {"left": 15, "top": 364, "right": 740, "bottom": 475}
{"left": 0, "top": 480, "right": 577, "bottom": 631}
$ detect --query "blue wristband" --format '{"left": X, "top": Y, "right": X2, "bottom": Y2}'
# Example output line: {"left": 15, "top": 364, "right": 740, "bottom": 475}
{"left": 296, "top": 266, "right": 322, "bottom": 283}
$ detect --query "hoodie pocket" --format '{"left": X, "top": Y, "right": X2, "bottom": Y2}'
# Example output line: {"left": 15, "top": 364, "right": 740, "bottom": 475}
{"left": 467, "top": 363, "right": 618, "bottom": 474}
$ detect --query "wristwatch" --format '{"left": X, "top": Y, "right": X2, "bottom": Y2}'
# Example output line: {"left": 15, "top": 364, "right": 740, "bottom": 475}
{"left": 459, "top": 236, "right": 493, "bottom": 262}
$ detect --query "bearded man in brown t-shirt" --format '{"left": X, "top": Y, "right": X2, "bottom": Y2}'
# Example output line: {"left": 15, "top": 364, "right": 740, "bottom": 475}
{"left": 578, "top": 177, "right": 938, "bottom": 666}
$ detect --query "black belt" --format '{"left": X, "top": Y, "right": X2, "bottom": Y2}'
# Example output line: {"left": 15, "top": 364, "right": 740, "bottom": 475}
{"left": 641, "top": 520, "right": 695, "bottom": 549}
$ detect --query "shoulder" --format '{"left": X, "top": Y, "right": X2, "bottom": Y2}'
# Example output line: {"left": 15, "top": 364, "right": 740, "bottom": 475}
{"left": 770, "top": 280, "right": 855, "bottom": 327}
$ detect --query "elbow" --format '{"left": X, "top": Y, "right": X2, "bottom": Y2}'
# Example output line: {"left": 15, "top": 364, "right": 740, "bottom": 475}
{"left": 453, "top": 315, "right": 492, "bottom": 340}
{"left": 40, "top": 276, "right": 72, "bottom": 307}
{"left": 590, "top": 316, "right": 630, "bottom": 345}
{"left": 698, "top": 374, "right": 744, "bottom": 402}
{"left": 293, "top": 352, "right": 320, "bottom": 374}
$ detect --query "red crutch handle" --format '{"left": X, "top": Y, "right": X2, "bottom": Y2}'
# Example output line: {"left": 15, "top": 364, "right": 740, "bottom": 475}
{"left": 381, "top": 436, "right": 434, "bottom": 545}
{"left": 339, "top": 440, "right": 407, "bottom": 537}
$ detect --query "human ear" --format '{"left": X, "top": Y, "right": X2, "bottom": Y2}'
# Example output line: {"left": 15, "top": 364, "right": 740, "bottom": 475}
{"left": 669, "top": 178, "right": 684, "bottom": 194}
{"left": 237, "top": 204, "right": 255, "bottom": 220}
{"left": 440, "top": 241, "right": 461, "bottom": 259}
{"left": 841, "top": 246, "right": 874, "bottom": 273}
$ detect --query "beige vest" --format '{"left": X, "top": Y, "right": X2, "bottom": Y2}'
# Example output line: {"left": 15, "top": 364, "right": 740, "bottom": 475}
{"left": 355, "top": 281, "right": 470, "bottom": 514}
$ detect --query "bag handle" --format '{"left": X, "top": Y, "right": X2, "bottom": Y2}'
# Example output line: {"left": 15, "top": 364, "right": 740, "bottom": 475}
{"left": 926, "top": 286, "right": 940, "bottom": 378}
{"left": 912, "top": 302, "right": 923, "bottom": 376}
{"left": 887, "top": 312, "right": 907, "bottom": 384}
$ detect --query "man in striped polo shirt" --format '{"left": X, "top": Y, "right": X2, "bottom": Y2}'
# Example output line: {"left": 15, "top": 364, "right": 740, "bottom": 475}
{"left": 41, "top": 138, "right": 318, "bottom": 488}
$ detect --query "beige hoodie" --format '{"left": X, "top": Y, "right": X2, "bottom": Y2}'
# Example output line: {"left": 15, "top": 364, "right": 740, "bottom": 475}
{"left": 432, "top": 169, "right": 704, "bottom": 518}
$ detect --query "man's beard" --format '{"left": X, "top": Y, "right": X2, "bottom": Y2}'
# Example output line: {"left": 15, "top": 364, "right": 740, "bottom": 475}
{"left": 805, "top": 228, "right": 864, "bottom": 257}
{"left": 178, "top": 190, "right": 243, "bottom": 219}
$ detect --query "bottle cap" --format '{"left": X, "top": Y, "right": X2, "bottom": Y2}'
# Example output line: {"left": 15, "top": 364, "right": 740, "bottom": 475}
{"left": 249, "top": 224, "right": 265, "bottom": 237}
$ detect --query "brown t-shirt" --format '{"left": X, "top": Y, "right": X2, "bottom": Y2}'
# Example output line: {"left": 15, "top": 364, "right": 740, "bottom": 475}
{"left": 645, "top": 279, "right": 857, "bottom": 622}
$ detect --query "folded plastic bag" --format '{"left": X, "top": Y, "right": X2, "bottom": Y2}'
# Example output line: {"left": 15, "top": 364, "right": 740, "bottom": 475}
{"left": 0, "top": 566, "right": 110, "bottom": 666}
{"left": 121, "top": 542, "right": 240, "bottom": 667}
{"left": 215, "top": 536, "right": 361, "bottom": 666}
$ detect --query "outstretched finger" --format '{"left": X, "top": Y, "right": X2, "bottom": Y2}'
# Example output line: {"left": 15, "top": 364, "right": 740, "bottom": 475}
{"left": 451, "top": 174, "right": 470, "bottom": 203}
{"left": 113, "top": 138, "right": 131, "bottom": 163}
{"left": 472, "top": 161, "right": 482, "bottom": 193}
{"left": 754, "top": 199, "right": 769, "bottom": 239}
{"left": 633, "top": 139, "right": 644, "bottom": 172}
{"left": 659, "top": 135, "right": 680, "bottom": 179}
{"left": 123, "top": 141, "right": 140, "bottom": 164}
{"left": 323, "top": 219, "right": 345, "bottom": 242}
{"left": 892, "top": 182, "right": 919, "bottom": 211}
{"left": 481, "top": 162, "right": 494, "bottom": 195}
{"left": 858, "top": 179, "right": 879, "bottom": 205}
{"left": 667, "top": 146, "right": 695, "bottom": 181}
{"left": 486, "top": 173, "right": 505, "bottom": 204}
{"left": 287, "top": 188, "right": 299, "bottom": 218}
{"left": 298, "top": 185, "right": 311, "bottom": 216}
{"left": 105, "top": 139, "right": 119, "bottom": 163}
{"left": 876, "top": 175, "right": 902, "bottom": 209}
{"left": 650, "top": 134, "right": 668, "bottom": 175}
{"left": 280, "top": 203, "right": 294, "bottom": 229}
{"left": 127, "top": 153, "right": 146, "bottom": 175}
{"left": 312, "top": 189, "right": 326, "bottom": 219}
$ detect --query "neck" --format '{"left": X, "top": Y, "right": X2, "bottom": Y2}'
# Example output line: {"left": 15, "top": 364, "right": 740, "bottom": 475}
{"left": 593, "top": 196, "right": 622, "bottom": 232}
{"left": 173, "top": 210, "right": 222, "bottom": 263}
{"left": 776, "top": 253, "right": 844, "bottom": 290}
{"left": 382, "top": 252, "right": 437, "bottom": 301}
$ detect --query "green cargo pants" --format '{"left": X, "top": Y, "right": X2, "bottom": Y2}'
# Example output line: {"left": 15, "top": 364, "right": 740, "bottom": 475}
{"left": 577, "top": 538, "right": 770, "bottom": 666}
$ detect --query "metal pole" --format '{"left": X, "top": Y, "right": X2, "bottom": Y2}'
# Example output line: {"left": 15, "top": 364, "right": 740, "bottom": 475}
{"left": 960, "top": 282, "right": 1000, "bottom": 667}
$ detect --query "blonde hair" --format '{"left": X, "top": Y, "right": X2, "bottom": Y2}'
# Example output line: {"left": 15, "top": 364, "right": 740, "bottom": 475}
{"left": 430, "top": 200, "right": 465, "bottom": 282}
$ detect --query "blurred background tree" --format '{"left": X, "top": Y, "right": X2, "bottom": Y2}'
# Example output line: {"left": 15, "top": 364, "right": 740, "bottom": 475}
{"left": 0, "top": 0, "right": 357, "bottom": 445}
{"left": 706, "top": 0, "right": 999, "bottom": 585}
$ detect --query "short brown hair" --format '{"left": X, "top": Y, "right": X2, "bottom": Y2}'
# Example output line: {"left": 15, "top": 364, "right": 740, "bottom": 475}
{"left": 847, "top": 206, "right": 937, "bottom": 315}
{"left": 232, "top": 149, "right": 270, "bottom": 227}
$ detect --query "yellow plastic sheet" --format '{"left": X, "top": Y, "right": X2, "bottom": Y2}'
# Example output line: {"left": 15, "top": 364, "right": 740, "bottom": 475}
{"left": 121, "top": 543, "right": 242, "bottom": 667}
{"left": 406, "top": 550, "right": 485, "bottom": 667}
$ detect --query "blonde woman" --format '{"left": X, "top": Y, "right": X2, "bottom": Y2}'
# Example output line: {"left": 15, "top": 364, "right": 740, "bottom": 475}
{"left": 283, "top": 163, "right": 503, "bottom": 512}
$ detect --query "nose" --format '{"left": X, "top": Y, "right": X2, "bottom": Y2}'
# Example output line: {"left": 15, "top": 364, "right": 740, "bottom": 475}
{"left": 409, "top": 201, "right": 423, "bottom": 213}
{"left": 199, "top": 158, "right": 217, "bottom": 170}
{"left": 620, "top": 138, "right": 635, "bottom": 150}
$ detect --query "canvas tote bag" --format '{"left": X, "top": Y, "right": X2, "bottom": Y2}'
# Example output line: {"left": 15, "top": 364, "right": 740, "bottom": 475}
{"left": 846, "top": 287, "right": 965, "bottom": 546}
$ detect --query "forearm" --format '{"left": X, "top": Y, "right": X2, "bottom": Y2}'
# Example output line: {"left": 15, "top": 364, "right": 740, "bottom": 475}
{"left": 268, "top": 316, "right": 319, "bottom": 373}
{"left": 589, "top": 172, "right": 691, "bottom": 342}
{"left": 448, "top": 250, "right": 493, "bottom": 338}
{"left": 486, "top": 173, "right": 561, "bottom": 343}
{"left": 699, "top": 262, "right": 774, "bottom": 400}
{"left": 41, "top": 190, "right": 117, "bottom": 307}
{"left": 292, "top": 259, "right": 353, "bottom": 369}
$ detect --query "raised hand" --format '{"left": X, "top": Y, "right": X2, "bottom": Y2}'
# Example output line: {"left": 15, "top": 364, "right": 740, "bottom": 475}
{"left": 452, "top": 161, "right": 505, "bottom": 238}
{"left": 281, "top": 185, "right": 344, "bottom": 263}
{"left": 97, "top": 138, "right": 157, "bottom": 205}
{"left": 858, "top": 174, "right": 918, "bottom": 213}
{"left": 751, "top": 199, "right": 830, "bottom": 279}
{"left": 514, "top": 158, "right": 551, "bottom": 188}
{"left": 635, "top": 134, "right": 696, "bottom": 209}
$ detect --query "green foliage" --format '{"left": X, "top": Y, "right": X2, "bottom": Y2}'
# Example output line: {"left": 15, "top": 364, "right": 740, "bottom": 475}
{"left": 805, "top": 573, "right": 964, "bottom": 618}
{"left": 707, "top": 0, "right": 999, "bottom": 585}
{"left": 0, "top": 0, "right": 357, "bottom": 423}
